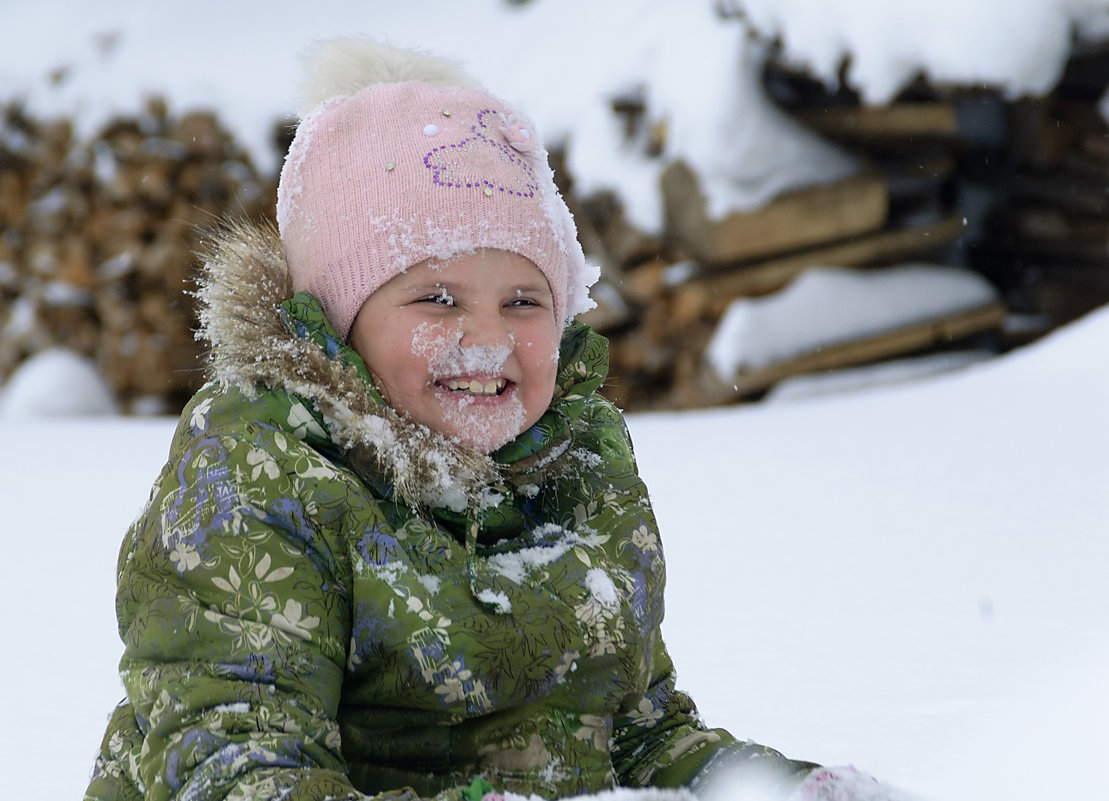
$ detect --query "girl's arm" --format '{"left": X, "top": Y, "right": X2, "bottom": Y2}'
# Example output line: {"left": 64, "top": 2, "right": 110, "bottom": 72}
{"left": 610, "top": 638, "right": 816, "bottom": 794}
{"left": 569, "top": 395, "right": 815, "bottom": 796}
{"left": 90, "top": 428, "right": 400, "bottom": 801}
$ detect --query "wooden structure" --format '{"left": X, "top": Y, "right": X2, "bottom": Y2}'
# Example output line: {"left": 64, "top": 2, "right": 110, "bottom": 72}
{"left": 3, "top": 40, "right": 1109, "bottom": 413}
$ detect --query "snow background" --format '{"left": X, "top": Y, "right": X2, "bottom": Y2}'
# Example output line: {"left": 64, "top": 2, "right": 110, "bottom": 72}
{"left": 2, "top": 1, "right": 1108, "bottom": 800}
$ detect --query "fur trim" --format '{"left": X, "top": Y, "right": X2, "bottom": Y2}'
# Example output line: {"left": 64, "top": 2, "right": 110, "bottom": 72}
{"left": 295, "top": 37, "right": 480, "bottom": 117}
{"left": 193, "top": 219, "right": 501, "bottom": 513}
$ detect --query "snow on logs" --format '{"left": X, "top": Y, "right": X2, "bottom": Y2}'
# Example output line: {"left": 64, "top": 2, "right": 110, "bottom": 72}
{"left": 4, "top": 47, "right": 1109, "bottom": 413}
{"left": 578, "top": 53, "right": 1109, "bottom": 409}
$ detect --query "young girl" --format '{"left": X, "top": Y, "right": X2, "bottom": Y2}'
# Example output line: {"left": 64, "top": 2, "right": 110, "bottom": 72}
{"left": 85, "top": 39, "right": 912, "bottom": 801}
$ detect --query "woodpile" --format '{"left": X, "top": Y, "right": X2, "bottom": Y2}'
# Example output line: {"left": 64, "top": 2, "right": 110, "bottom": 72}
{"left": 573, "top": 44, "right": 1109, "bottom": 409}
{"left": 573, "top": 78, "right": 1009, "bottom": 409}
{"left": 4, "top": 41, "right": 1109, "bottom": 414}
{"left": 0, "top": 98, "right": 280, "bottom": 412}
{"left": 968, "top": 44, "right": 1109, "bottom": 326}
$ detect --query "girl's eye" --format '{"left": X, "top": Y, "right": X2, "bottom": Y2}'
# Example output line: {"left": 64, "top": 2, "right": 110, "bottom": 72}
{"left": 508, "top": 297, "right": 539, "bottom": 308}
{"left": 418, "top": 290, "right": 454, "bottom": 306}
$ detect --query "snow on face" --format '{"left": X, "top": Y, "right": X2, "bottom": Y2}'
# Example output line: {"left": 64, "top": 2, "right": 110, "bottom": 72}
{"left": 411, "top": 318, "right": 529, "bottom": 454}
{"left": 349, "top": 250, "right": 560, "bottom": 453}
{"left": 411, "top": 319, "right": 513, "bottom": 381}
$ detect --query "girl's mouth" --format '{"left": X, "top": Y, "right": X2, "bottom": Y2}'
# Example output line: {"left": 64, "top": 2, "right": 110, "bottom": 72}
{"left": 440, "top": 377, "right": 508, "bottom": 396}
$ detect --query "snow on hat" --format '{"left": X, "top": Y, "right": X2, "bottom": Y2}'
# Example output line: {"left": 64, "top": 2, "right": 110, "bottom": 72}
{"left": 276, "top": 38, "right": 597, "bottom": 340}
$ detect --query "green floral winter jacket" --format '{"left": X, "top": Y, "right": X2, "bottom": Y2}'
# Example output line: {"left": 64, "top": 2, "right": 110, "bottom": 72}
{"left": 85, "top": 223, "right": 812, "bottom": 801}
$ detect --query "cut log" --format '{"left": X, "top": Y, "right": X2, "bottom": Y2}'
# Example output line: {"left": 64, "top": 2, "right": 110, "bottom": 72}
{"left": 796, "top": 102, "right": 960, "bottom": 141}
{"left": 661, "top": 164, "right": 889, "bottom": 264}
{"left": 1025, "top": 266, "right": 1109, "bottom": 323}
{"left": 699, "top": 301, "right": 1006, "bottom": 404}
{"left": 1080, "top": 132, "right": 1109, "bottom": 163}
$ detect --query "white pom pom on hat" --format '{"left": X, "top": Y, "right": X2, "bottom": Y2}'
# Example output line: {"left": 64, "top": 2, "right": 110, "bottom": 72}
{"left": 294, "top": 38, "right": 481, "bottom": 115}
{"left": 277, "top": 37, "right": 597, "bottom": 340}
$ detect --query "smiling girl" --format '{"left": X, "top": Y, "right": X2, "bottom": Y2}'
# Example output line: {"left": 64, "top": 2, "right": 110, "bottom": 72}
{"left": 349, "top": 249, "right": 560, "bottom": 455}
{"left": 85, "top": 38, "right": 914, "bottom": 801}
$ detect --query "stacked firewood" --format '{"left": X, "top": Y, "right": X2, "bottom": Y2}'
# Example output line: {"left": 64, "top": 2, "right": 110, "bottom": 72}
{"left": 4, "top": 42, "right": 1109, "bottom": 414}
{"left": 0, "top": 98, "right": 280, "bottom": 412}
{"left": 584, "top": 44, "right": 1109, "bottom": 410}
{"left": 967, "top": 44, "right": 1109, "bottom": 326}
{"left": 573, "top": 72, "right": 1013, "bottom": 409}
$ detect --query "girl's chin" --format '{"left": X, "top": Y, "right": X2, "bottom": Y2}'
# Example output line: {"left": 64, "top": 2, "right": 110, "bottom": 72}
{"left": 432, "top": 386, "right": 529, "bottom": 454}
{"left": 441, "top": 423, "right": 517, "bottom": 454}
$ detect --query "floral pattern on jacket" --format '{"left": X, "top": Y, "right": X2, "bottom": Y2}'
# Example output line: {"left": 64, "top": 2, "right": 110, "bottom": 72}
{"left": 85, "top": 222, "right": 812, "bottom": 801}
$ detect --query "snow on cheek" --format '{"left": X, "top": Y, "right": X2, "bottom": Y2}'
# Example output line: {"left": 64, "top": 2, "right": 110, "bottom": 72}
{"left": 411, "top": 321, "right": 461, "bottom": 371}
{"left": 409, "top": 321, "right": 528, "bottom": 451}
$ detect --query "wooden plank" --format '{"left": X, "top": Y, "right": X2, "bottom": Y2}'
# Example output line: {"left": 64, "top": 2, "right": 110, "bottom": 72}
{"left": 795, "top": 102, "right": 960, "bottom": 140}
{"left": 670, "top": 216, "right": 965, "bottom": 319}
{"left": 662, "top": 165, "right": 889, "bottom": 264}
{"left": 699, "top": 302, "right": 1006, "bottom": 404}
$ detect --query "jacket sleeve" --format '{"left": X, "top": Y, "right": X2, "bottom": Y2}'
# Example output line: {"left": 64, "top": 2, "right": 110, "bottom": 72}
{"left": 572, "top": 398, "right": 816, "bottom": 794}
{"left": 610, "top": 637, "right": 816, "bottom": 793}
{"left": 104, "top": 425, "right": 421, "bottom": 801}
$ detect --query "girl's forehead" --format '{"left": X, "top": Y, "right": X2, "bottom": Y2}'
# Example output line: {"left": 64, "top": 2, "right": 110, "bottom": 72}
{"left": 398, "top": 253, "right": 551, "bottom": 293}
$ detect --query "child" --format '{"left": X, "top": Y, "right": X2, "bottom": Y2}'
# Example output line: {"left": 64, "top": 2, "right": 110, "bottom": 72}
{"left": 85, "top": 39, "right": 912, "bottom": 801}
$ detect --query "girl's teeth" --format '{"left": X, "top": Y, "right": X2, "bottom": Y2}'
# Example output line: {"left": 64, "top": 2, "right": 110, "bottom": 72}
{"left": 445, "top": 378, "right": 505, "bottom": 395}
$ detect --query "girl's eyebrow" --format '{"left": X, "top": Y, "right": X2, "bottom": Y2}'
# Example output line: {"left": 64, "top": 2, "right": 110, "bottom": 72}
{"left": 512, "top": 282, "right": 552, "bottom": 295}
{"left": 401, "top": 281, "right": 454, "bottom": 294}
{"left": 401, "top": 280, "right": 551, "bottom": 297}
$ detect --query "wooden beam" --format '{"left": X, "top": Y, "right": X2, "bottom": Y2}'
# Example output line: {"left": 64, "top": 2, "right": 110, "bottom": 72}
{"left": 662, "top": 165, "right": 889, "bottom": 264}
{"left": 796, "top": 102, "right": 961, "bottom": 140}
{"left": 700, "top": 301, "right": 1006, "bottom": 403}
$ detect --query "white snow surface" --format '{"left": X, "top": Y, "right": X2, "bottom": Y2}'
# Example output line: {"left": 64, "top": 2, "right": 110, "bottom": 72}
{"left": 0, "top": 347, "right": 119, "bottom": 417}
{"left": 3, "top": 303, "right": 1107, "bottom": 801}
{"left": 4, "top": 0, "right": 1098, "bottom": 234}
{"left": 763, "top": 350, "right": 995, "bottom": 404}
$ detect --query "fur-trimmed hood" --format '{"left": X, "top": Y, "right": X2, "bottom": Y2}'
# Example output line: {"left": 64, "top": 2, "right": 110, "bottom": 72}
{"left": 191, "top": 219, "right": 606, "bottom": 516}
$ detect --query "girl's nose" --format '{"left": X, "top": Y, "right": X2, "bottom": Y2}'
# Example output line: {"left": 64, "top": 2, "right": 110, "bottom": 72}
{"left": 458, "top": 308, "right": 511, "bottom": 349}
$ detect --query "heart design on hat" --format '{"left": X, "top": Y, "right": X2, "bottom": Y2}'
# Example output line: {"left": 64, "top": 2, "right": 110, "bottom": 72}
{"left": 423, "top": 109, "right": 539, "bottom": 198}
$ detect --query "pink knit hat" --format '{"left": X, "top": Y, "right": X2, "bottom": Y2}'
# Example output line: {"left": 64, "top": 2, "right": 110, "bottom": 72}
{"left": 276, "top": 40, "right": 595, "bottom": 340}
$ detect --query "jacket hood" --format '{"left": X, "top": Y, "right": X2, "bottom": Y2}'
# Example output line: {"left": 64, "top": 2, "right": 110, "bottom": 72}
{"left": 192, "top": 219, "right": 609, "bottom": 517}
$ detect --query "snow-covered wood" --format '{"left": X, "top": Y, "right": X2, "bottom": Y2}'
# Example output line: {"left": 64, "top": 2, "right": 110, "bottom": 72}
{"left": 662, "top": 168, "right": 889, "bottom": 265}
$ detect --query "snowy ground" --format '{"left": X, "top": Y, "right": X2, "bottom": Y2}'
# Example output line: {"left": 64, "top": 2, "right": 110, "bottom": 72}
{"left": 2, "top": 301, "right": 1109, "bottom": 794}
{"left": 3, "top": 2, "right": 1108, "bottom": 799}
{"left": 3, "top": 305, "right": 1107, "bottom": 801}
